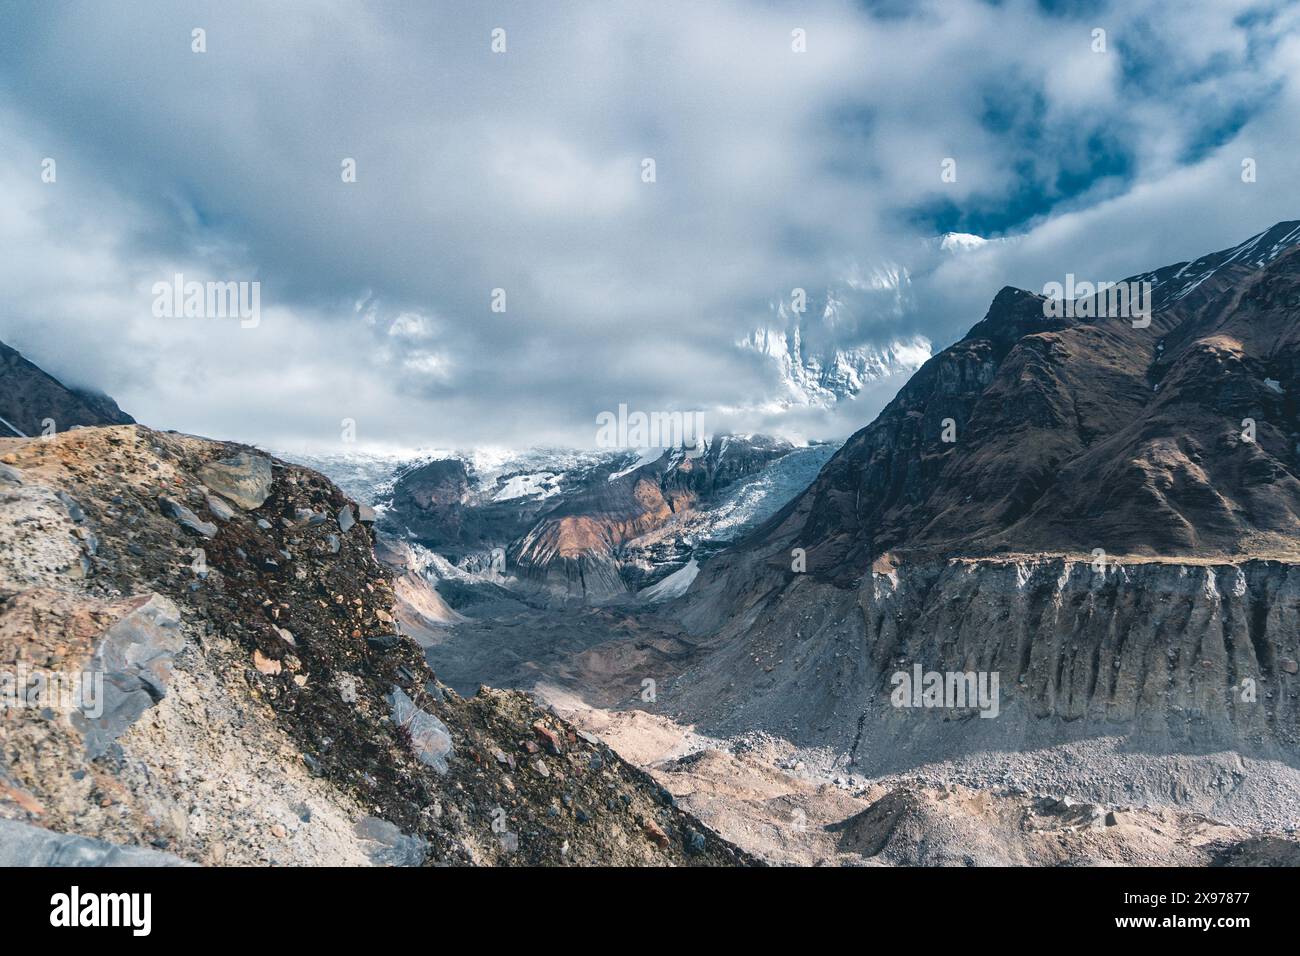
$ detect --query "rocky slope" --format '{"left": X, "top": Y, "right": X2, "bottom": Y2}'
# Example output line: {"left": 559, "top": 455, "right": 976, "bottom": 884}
{"left": 660, "top": 224, "right": 1300, "bottom": 836}
{"left": 0, "top": 338, "right": 134, "bottom": 437}
{"left": 731, "top": 221, "right": 1300, "bottom": 582}
{"left": 0, "top": 426, "right": 751, "bottom": 866}
{"left": 506, "top": 437, "right": 797, "bottom": 602}
{"left": 378, "top": 436, "right": 800, "bottom": 604}
{"left": 547, "top": 690, "right": 1300, "bottom": 866}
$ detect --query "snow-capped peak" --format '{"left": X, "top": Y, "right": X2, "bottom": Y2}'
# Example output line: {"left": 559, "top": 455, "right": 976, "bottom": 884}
{"left": 938, "top": 232, "right": 989, "bottom": 253}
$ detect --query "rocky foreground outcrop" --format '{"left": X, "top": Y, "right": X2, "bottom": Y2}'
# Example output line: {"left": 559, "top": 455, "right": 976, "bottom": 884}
{"left": 0, "top": 426, "right": 750, "bottom": 866}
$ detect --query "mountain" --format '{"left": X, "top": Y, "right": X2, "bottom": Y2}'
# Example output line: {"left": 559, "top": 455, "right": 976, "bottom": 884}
{"left": 0, "top": 424, "right": 750, "bottom": 866}
{"left": 0, "top": 338, "right": 134, "bottom": 437}
{"left": 508, "top": 436, "right": 798, "bottom": 601}
{"left": 737, "top": 232, "right": 1019, "bottom": 408}
{"left": 662, "top": 223, "right": 1300, "bottom": 827}
{"left": 381, "top": 448, "right": 623, "bottom": 571}
{"left": 738, "top": 324, "right": 931, "bottom": 408}
{"left": 734, "top": 220, "right": 1300, "bottom": 579}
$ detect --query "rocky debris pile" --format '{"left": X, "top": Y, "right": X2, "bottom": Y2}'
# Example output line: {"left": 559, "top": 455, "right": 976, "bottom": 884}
{"left": 821, "top": 782, "right": 1300, "bottom": 867}
{"left": 544, "top": 696, "right": 1300, "bottom": 866}
{"left": 0, "top": 425, "right": 751, "bottom": 867}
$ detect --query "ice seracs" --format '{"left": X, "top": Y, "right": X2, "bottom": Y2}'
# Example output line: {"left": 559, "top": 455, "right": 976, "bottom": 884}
{"left": 738, "top": 233, "right": 1016, "bottom": 410}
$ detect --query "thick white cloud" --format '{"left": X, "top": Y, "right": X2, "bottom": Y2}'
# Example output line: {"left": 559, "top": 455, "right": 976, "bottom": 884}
{"left": 0, "top": 0, "right": 1296, "bottom": 451}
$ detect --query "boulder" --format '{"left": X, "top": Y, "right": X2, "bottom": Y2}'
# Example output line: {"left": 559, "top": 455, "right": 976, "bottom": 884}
{"left": 158, "top": 496, "right": 217, "bottom": 538}
{"left": 205, "top": 494, "right": 236, "bottom": 522}
{"left": 197, "top": 453, "right": 273, "bottom": 510}
{"left": 353, "top": 816, "right": 428, "bottom": 867}
{"left": 71, "top": 594, "right": 185, "bottom": 758}
{"left": 386, "top": 686, "right": 452, "bottom": 774}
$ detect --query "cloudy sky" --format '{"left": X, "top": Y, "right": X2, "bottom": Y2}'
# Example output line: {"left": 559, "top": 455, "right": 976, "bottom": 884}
{"left": 1, "top": 0, "right": 1298, "bottom": 453}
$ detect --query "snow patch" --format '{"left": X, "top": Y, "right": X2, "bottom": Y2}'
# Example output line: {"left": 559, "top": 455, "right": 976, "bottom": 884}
{"left": 493, "top": 472, "right": 560, "bottom": 501}
{"left": 639, "top": 558, "right": 699, "bottom": 603}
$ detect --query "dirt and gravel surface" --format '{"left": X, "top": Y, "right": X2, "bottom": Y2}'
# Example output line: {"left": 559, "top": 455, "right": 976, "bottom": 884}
{"left": 544, "top": 689, "right": 1300, "bottom": 866}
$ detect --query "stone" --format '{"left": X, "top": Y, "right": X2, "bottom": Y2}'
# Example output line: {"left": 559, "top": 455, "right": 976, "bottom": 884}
{"left": 71, "top": 595, "right": 184, "bottom": 759}
{"left": 197, "top": 453, "right": 273, "bottom": 510}
{"left": 1281, "top": 658, "right": 1298, "bottom": 675}
{"left": 354, "top": 816, "right": 428, "bottom": 867}
{"left": 386, "top": 686, "right": 452, "bottom": 775}
{"left": 158, "top": 496, "right": 217, "bottom": 538}
{"left": 338, "top": 505, "right": 355, "bottom": 533}
{"left": 685, "top": 828, "right": 707, "bottom": 855}
{"left": 642, "top": 818, "right": 669, "bottom": 848}
{"left": 253, "top": 650, "right": 282, "bottom": 676}
{"left": 533, "top": 720, "right": 563, "bottom": 755}
{"left": 358, "top": 504, "right": 377, "bottom": 524}
{"left": 56, "top": 491, "right": 86, "bottom": 523}
{"left": 337, "top": 674, "right": 359, "bottom": 704}
{"left": 0, "top": 818, "right": 192, "bottom": 867}
{"left": 205, "top": 494, "right": 236, "bottom": 522}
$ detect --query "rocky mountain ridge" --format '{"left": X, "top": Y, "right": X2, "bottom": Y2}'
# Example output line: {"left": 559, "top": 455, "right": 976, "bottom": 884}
{"left": 0, "top": 338, "right": 134, "bottom": 438}
{"left": 656, "top": 224, "right": 1300, "bottom": 837}
{"left": 0, "top": 425, "right": 751, "bottom": 866}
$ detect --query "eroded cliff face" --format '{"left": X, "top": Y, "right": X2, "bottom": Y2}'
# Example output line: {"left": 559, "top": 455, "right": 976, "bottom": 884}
{"left": 669, "top": 557, "right": 1300, "bottom": 764}
{"left": 509, "top": 438, "right": 798, "bottom": 603}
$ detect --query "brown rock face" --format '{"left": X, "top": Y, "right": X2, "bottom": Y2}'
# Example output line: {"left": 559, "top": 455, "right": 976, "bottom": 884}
{"left": 668, "top": 223, "right": 1300, "bottom": 797}
{"left": 737, "top": 222, "right": 1300, "bottom": 584}
{"left": 510, "top": 438, "right": 796, "bottom": 601}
